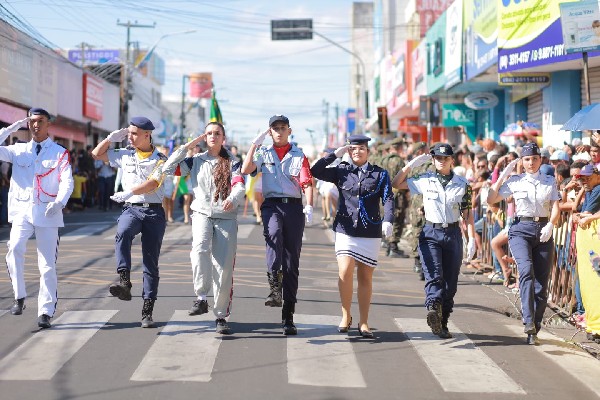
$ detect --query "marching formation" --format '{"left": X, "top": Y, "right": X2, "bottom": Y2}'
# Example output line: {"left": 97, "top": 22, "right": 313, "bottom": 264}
{"left": 2, "top": 109, "right": 564, "bottom": 346}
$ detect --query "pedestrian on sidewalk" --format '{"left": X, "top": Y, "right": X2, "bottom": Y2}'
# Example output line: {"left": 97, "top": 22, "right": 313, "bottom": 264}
{"left": 91, "top": 117, "right": 167, "bottom": 328}
{"left": 393, "top": 143, "right": 476, "bottom": 339}
{"left": 311, "top": 135, "right": 394, "bottom": 338}
{"left": 1, "top": 108, "right": 74, "bottom": 329}
{"left": 487, "top": 142, "right": 560, "bottom": 345}
{"left": 241, "top": 115, "right": 314, "bottom": 335}
{"left": 161, "top": 122, "right": 245, "bottom": 334}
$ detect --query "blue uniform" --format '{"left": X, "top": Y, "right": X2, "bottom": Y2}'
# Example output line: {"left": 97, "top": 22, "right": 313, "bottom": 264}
{"left": 108, "top": 146, "right": 167, "bottom": 300}
{"left": 310, "top": 152, "right": 393, "bottom": 238}
{"left": 407, "top": 171, "right": 472, "bottom": 313}
{"left": 499, "top": 172, "right": 560, "bottom": 330}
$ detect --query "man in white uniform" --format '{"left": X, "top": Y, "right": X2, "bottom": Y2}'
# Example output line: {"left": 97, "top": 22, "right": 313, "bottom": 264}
{"left": 1, "top": 108, "right": 74, "bottom": 329}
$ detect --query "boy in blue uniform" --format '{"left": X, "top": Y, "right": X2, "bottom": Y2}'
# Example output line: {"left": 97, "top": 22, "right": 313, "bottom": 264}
{"left": 92, "top": 117, "right": 167, "bottom": 328}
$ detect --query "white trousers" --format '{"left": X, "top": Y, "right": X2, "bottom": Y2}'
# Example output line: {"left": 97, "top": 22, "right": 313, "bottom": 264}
{"left": 6, "top": 218, "right": 60, "bottom": 317}
{"left": 190, "top": 213, "right": 237, "bottom": 319}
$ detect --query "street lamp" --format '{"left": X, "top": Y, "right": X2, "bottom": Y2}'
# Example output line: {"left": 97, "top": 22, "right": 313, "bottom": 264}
{"left": 134, "top": 30, "right": 196, "bottom": 69}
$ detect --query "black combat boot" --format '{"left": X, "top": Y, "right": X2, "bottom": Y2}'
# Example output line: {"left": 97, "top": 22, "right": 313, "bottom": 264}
{"left": 141, "top": 299, "right": 156, "bottom": 328}
{"left": 265, "top": 271, "right": 283, "bottom": 307}
{"left": 387, "top": 243, "right": 409, "bottom": 258}
{"left": 10, "top": 298, "right": 25, "bottom": 315}
{"left": 282, "top": 301, "right": 297, "bottom": 335}
{"left": 109, "top": 270, "right": 132, "bottom": 301}
{"left": 438, "top": 311, "right": 452, "bottom": 339}
{"left": 426, "top": 301, "right": 442, "bottom": 335}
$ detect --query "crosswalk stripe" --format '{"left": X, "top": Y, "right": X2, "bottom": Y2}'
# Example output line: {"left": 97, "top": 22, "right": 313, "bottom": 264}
{"left": 0, "top": 310, "right": 117, "bottom": 380}
{"left": 130, "top": 311, "right": 221, "bottom": 382}
{"left": 395, "top": 318, "right": 524, "bottom": 393}
{"left": 287, "top": 314, "right": 366, "bottom": 388}
{"left": 163, "top": 225, "right": 192, "bottom": 241}
{"left": 61, "top": 224, "right": 112, "bottom": 241}
{"left": 0, "top": 310, "right": 8, "bottom": 318}
{"left": 505, "top": 325, "right": 600, "bottom": 396}
{"left": 237, "top": 224, "right": 254, "bottom": 239}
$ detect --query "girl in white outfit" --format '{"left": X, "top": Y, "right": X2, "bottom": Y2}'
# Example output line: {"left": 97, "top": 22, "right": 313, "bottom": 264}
{"left": 161, "top": 122, "right": 245, "bottom": 334}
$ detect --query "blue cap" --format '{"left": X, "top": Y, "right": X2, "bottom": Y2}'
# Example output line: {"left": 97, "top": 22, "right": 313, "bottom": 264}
{"left": 129, "top": 116, "right": 155, "bottom": 131}
{"left": 430, "top": 143, "right": 453, "bottom": 156}
{"left": 28, "top": 108, "right": 51, "bottom": 119}
{"left": 521, "top": 142, "right": 541, "bottom": 157}
{"left": 346, "top": 134, "right": 371, "bottom": 145}
{"left": 578, "top": 163, "right": 596, "bottom": 176}
{"left": 539, "top": 164, "right": 555, "bottom": 177}
{"left": 269, "top": 115, "right": 289, "bottom": 126}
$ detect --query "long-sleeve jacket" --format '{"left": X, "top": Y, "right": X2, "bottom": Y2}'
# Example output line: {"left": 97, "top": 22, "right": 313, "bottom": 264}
{"left": 162, "top": 146, "right": 245, "bottom": 219}
{"left": 0, "top": 138, "right": 73, "bottom": 227}
{"left": 311, "top": 152, "right": 393, "bottom": 238}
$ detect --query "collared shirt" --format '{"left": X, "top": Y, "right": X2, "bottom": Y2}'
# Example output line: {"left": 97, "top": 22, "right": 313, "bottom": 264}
{"left": 498, "top": 172, "right": 560, "bottom": 217}
{"left": 95, "top": 159, "right": 115, "bottom": 178}
{"left": 407, "top": 171, "right": 471, "bottom": 224}
{"left": 252, "top": 144, "right": 307, "bottom": 199}
{"left": 108, "top": 146, "right": 166, "bottom": 204}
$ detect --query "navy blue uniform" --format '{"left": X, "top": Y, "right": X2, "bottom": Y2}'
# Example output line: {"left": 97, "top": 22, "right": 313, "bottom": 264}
{"left": 311, "top": 152, "right": 394, "bottom": 238}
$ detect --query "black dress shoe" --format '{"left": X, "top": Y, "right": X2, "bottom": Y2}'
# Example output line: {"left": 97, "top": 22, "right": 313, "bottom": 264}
{"left": 37, "top": 314, "right": 52, "bottom": 329}
{"left": 337, "top": 316, "right": 352, "bottom": 333}
{"left": 526, "top": 334, "right": 539, "bottom": 345}
{"left": 357, "top": 324, "right": 374, "bottom": 338}
{"left": 10, "top": 298, "right": 25, "bottom": 315}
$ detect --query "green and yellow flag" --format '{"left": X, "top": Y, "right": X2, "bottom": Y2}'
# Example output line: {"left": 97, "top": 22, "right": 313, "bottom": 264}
{"left": 210, "top": 90, "right": 222, "bottom": 124}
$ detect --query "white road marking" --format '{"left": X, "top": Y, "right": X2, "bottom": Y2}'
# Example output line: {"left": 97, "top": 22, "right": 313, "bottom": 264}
{"left": 61, "top": 224, "right": 112, "bottom": 241}
{"left": 324, "top": 229, "right": 335, "bottom": 243}
{"left": 237, "top": 224, "right": 254, "bottom": 239}
{"left": 0, "top": 310, "right": 8, "bottom": 318}
{"left": 130, "top": 310, "right": 221, "bottom": 382}
{"left": 162, "top": 225, "right": 192, "bottom": 241}
{"left": 287, "top": 314, "right": 366, "bottom": 388}
{"left": 0, "top": 310, "right": 117, "bottom": 380}
{"left": 395, "top": 318, "right": 524, "bottom": 393}
{"left": 506, "top": 325, "right": 600, "bottom": 397}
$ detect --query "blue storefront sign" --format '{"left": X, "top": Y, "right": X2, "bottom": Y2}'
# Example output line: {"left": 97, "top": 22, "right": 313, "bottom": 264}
{"left": 68, "top": 49, "right": 120, "bottom": 65}
{"left": 464, "top": 0, "right": 497, "bottom": 80}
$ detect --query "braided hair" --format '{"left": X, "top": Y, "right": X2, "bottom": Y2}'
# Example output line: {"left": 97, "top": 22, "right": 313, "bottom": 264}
{"left": 206, "top": 122, "right": 231, "bottom": 202}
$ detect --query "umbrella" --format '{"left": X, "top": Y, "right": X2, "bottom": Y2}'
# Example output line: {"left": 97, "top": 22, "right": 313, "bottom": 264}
{"left": 561, "top": 103, "right": 600, "bottom": 131}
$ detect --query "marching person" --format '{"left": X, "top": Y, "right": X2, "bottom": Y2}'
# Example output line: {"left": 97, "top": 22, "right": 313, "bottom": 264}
{"left": 311, "top": 135, "right": 394, "bottom": 338}
{"left": 91, "top": 117, "right": 167, "bottom": 328}
{"left": 1, "top": 108, "right": 74, "bottom": 329}
{"left": 487, "top": 142, "right": 560, "bottom": 345}
{"left": 393, "top": 143, "right": 475, "bottom": 339}
{"left": 241, "top": 115, "right": 314, "bottom": 335}
{"left": 161, "top": 122, "right": 245, "bottom": 334}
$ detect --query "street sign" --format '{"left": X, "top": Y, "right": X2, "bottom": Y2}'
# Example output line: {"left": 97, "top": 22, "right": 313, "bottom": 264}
{"left": 271, "top": 19, "right": 313, "bottom": 40}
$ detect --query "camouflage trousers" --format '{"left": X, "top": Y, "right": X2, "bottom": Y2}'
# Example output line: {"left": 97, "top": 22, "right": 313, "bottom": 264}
{"left": 390, "top": 191, "right": 408, "bottom": 245}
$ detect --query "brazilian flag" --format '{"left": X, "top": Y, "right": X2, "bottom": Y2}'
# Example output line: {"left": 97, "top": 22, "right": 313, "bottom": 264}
{"left": 210, "top": 90, "right": 222, "bottom": 124}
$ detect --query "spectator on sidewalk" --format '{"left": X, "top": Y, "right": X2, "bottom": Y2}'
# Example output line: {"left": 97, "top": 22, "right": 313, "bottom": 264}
{"left": 95, "top": 159, "right": 115, "bottom": 211}
{"left": 67, "top": 169, "right": 87, "bottom": 211}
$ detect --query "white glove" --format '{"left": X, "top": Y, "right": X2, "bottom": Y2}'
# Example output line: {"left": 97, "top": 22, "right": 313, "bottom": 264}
{"left": 110, "top": 190, "right": 134, "bottom": 203}
{"left": 0, "top": 117, "right": 29, "bottom": 142}
{"left": 539, "top": 222, "right": 554, "bottom": 242}
{"left": 252, "top": 129, "right": 270, "bottom": 146}
{"left": 498, "top": 159, "right": 518, "bottom": 182}
{"left": 106, "top": 128, "right": 129, "bottom": 143}
{"left": 334, "top": 145, "right": 350, "bottom": 158}
{"left": 382, "top": 221, "right": 393, "bottom": 238}
{"left": 406, "top": 154, "right": 432, "bottom": 169}
{"left": 44, "top": 201, "right": 63, "bottom": 217}
{"left": 466, "top": 238, "right": 476, "bottom": 260}
{"left": 303, "top": 205, "right": 313, "bottom": 224}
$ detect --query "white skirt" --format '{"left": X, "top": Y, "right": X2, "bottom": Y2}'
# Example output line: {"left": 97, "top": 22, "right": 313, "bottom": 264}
{"left": 334, "top": 232, "right": 381, "bottom": 267}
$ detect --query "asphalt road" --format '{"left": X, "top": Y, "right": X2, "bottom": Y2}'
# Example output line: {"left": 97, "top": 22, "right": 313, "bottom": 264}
{"left": 0, "top": 206, "right": 598, "bottom": 400}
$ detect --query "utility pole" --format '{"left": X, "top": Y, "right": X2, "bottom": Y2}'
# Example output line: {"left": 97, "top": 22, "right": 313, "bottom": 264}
{"left": 322, "top": 99, "right": 329, "bottom": 144}
{"left": 117, "top": 20, "right": 155, "bottom": 130}
{"left": 77, "top": 42, "right": 94, "bottom": 68}
{"left": 335, "top": 103, "right": 339, "bottom": 146}
{"left": 180, "top": 74, "right": 190, "bottom": 145}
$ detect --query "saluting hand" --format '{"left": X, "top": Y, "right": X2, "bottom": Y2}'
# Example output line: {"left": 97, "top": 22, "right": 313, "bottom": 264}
{"left": 406, "top": 153, "right": 431, "bottom": 169}
{"left": 252, "top": 129, "right": 270, "bottom": 146}
{"left": 106, "top": 128, "right": 129, "bottom": 143}
{"left": 334, "top": 145, "right": 350, "bottom": 158}
{"left": 498, "top": 159, "right": 518, "bottom": 182}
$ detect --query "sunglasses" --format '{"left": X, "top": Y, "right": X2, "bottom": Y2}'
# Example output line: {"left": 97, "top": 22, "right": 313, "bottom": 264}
{"left": 477, "top": 164, "right": 487, "bottom": 168}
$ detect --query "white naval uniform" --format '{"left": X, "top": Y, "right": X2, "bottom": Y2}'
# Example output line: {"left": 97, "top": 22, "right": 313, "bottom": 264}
{"left": 162, "top": 147, "right": 245, "bottom": 318}
{"left": 0, "top": 138, "right": 74, "bottom": 317}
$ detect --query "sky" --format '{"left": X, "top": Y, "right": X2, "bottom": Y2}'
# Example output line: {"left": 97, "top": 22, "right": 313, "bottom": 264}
{"left": 2, "top": 0, "right": 356, "bottom": 151}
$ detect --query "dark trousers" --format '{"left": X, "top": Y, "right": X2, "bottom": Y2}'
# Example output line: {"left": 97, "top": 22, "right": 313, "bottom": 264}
{"left": 97, "top": 176, "right": 114, "bottom": 210}
{"left": 0, "top": 186, "right": 8, "bottom": 225}
{"left": 418, "top": 224, "right": 463, "bottom": 313}
{"left": 261, "top": 200, "right": 304, "bottom": 303}
{"left": 115, "top": 205, "right": 166, "bottom": 300}
{"left": 508, "top": 221, "right": 554, "bottom": 328}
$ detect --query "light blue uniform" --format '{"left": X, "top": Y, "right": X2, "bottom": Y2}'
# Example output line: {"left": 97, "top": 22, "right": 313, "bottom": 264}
{"left": 499, "top": 171, "right": 560, "bottom": 331}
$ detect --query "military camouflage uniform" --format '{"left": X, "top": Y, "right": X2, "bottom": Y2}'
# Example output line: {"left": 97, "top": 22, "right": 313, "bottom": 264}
{"left": 381, "top": 152, "right": 407, "bottom": 251}
{"left": 407, "top": 160, "right": 435, "bottom": 259}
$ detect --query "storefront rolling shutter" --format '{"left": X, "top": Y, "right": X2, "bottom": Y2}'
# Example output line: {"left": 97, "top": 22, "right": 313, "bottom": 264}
{"left": 581, "top": 66, "right": 600, "bottom": 105}
{"left": 527, "top": 91, "right": 543, "bottom": 127}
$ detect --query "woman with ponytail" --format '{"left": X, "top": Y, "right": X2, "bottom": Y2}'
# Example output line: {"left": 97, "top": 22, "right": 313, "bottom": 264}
{"left": 162, "top": 122, "right": 245, "bottom": 334}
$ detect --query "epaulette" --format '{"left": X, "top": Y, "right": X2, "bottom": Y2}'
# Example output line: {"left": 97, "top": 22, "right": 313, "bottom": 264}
{"left": 55, "top": 142, "right": 67, "bottom": 150}
{"left": 157, "top": 152, "right": 168, "bottom": 161}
